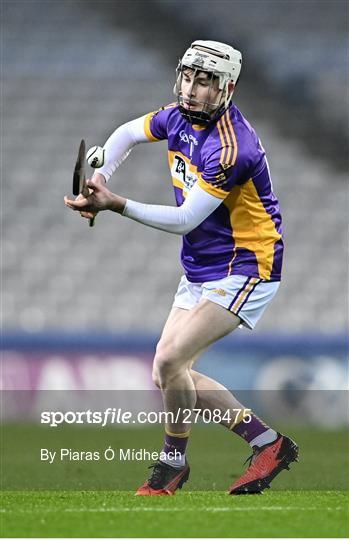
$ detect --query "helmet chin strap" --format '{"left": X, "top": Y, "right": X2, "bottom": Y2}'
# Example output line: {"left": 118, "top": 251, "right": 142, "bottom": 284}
{"left": 224, "top": 82, "right": 234, "bottom": 110}
{"left": 177, "top": 103, "right": 212, "bottom": 126}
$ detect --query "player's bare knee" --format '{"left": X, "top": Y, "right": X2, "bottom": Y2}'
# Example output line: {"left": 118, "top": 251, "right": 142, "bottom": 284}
{"left": 154, "top": 353, "right": 178, "bottom": 379}
{"left": 154, "top": 343, "right": 185, "bottom": 382}
{"left": 155, "top": 340, "right": 180, "bottom": 364}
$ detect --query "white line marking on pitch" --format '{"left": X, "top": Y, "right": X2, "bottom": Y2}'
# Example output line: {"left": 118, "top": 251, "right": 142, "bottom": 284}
{"left": 0, "top": 507, "right": 343, "bottom": 513}
{"left": 64, "top": 506, "right": 343, "bottom": 513}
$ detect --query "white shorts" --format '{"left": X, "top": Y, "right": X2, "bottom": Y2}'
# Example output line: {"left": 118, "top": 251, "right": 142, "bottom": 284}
{"left": 172, "top": 275, "right": 280, "bottom": 330}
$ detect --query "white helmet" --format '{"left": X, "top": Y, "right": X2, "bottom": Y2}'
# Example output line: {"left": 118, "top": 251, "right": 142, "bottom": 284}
{"left": 181, "top": 40, "right": 242, "bottom": 86}
{"left": 175, "top": 40, "right": 242, "bottom": 125}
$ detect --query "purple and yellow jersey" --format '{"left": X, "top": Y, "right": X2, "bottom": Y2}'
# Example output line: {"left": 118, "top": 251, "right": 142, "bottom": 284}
{"left": 143, "top": 103, "right": 283, "bottom": 283}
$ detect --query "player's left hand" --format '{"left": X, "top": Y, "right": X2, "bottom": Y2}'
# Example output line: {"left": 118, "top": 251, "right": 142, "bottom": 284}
{"left": 64, "top": 181, "right": 126, "bottom": 215}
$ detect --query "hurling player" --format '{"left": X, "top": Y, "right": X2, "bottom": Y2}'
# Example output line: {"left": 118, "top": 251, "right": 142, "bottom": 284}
{"left": 65, "top": 40, "right": 299, "bottom": 495}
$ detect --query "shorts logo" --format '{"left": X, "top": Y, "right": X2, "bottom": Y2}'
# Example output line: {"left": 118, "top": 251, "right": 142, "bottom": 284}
{"left": 213, "top": 288, "right": 227, "bottom": 297}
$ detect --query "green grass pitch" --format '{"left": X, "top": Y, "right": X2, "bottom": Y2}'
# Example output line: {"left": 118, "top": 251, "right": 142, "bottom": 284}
{"left": 2, "top": 490, "right": 348, "bottom": 537}
{"left": 1, "top": 425, "right": 348, "bottom": 537}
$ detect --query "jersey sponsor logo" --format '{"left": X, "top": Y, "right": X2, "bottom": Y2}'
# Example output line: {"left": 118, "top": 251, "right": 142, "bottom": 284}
{"left": 171, "top": 154, "right": 198, "bottom": 193}
{"left": 179, "top": 130, "right": 198, "bottom": 158}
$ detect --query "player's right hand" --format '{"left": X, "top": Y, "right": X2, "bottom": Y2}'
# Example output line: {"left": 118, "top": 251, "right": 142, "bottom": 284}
{"left": 65, "top": 178, "right": 126, "bottom": 215}
{"left": 75, "top": 192, "right": 97, "bottom": 220}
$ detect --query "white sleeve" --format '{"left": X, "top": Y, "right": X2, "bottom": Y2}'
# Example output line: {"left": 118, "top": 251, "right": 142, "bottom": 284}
{"left": 97, "top": 116, "right": 149, "bottom": 182}
{"left": 122, "top": 182, "right": 222, "bottom": 235}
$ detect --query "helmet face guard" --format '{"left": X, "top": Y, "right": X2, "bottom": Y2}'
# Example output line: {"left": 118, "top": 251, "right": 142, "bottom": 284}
{"left": 175, "top": 66, "right": 226, "bottom": 126}
{"left": 174, "top": 40, "right": 242, "bottom": 126}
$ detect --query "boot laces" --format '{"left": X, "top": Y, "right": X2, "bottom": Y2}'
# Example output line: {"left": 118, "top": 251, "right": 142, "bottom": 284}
{"left": 243, "top": 446, "right": 260, "bottom": 468}
{"left": 147, "top": 462, "right": 169, "bottom": 489}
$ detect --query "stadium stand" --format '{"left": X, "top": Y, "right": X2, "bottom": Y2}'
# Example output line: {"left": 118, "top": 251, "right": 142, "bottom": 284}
{"left": 3, "top": 0, "right": 348, "bottom": 335}
{"left": 149, "top": 0, "right": 349, "bottom": 171}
